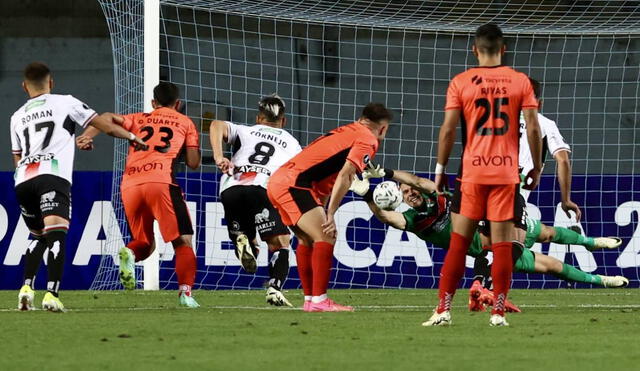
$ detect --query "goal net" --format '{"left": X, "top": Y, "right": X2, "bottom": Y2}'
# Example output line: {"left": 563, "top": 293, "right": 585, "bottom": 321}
{"left": 91, "top": 0, "right": 640, "bottom": 291}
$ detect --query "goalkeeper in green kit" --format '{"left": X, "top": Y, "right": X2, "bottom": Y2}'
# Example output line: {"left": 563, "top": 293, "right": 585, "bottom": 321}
{"left": 350, "top": 165, "right": 628, "bottom": 312}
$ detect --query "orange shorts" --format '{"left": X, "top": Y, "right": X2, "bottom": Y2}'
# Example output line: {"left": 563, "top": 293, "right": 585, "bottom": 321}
{"left": 121, "top": 182, "right": 193, "bottom": 245}
{"left": 267, "top": 176, "right": 322, "bottom": 226}
{"left": 450, "top": 181, "right": 518, "bottom": 222}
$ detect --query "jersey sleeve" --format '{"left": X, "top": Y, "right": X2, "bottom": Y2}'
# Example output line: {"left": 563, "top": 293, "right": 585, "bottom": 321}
{"left": 10, "top": 117, "right": 21, "bottom": 155}
{"left": 402, "top": 209, "right": 417, "bottom": 232}
{"left": 541, "top": 117, "right": 571, "bottom": 155}
{"left": 225, "top": 121, "right": 239, "bottom": 144}
{"left": 346, "top": 138, "right": 377, "bottom": 173}
{"left": 121, "top": 114, "right": 137, "bottom": 131}
{"left": 66, "top": 96, "right": 98, "bottom": 128}
{"left": 521, "top": 76, "right": 539, "bottom": 109}
{"left": 185, "top": 119, "right": 200, "bottom": 148}
{"left": 444, "top": 77, "right": 462, "bottom": 110}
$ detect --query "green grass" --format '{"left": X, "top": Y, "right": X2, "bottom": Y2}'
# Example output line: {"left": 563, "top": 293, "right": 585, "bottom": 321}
{"left": 1, "top": 289, "right": 639, "bottom": 371}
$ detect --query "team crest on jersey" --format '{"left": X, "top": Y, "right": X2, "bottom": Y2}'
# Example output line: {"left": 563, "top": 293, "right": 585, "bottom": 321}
{"left": 471, "top": 75, "right": 483, "bottom": 85}
{"left": 41, "top": 191, "right": 56, "bottom": 203}
{"left": 255, "top": 208, "right": 270, "bottom": 224}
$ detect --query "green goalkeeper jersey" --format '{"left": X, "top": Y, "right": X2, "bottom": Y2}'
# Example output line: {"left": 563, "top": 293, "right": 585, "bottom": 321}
{"left": 401, "top": 192, "right": 485, "bottom": 257}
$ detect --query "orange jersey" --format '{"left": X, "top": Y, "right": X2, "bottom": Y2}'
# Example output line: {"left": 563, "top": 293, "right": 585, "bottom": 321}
{"left": 274, "top": 122, "right": 378, "bottom": 197}
{"left": 445, "top": 66, "right": 537, "bottom": 184}
{"left": 120, "top": 107, "right": 199, "bottom": 189}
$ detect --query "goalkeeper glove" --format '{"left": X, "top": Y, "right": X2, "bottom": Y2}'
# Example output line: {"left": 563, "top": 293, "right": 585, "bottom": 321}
{"left": 364, "top": 161, "right": 395, "bottom": 179}
{"left": 349, "top": 175, "right": 370, "bottom": 196}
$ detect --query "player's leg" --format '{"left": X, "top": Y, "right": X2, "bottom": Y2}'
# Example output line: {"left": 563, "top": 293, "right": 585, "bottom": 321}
{"left": 425, "top": 181, "right": 481, "bottom": 326}
{"left": 296, "top": 206, "right": 354, "bottom": 311}
{"left": 532, "top": 222, "right": 621, "bottom": 251}
{"left": 531, "top": 252, "right": 628, "bottom": 287}
{"left": 290, "top": 225, "right": 314, "bottom": 310}
{"left": 484, "top": 184, "right": 520, "bottom": 326}
{"left": 14, "top": 180, "right": 47, "bottom": 310}
{"left": 264, "top": 235, "right": 293, "bottom": 307}
{"left": 120, "top": 185, "right": 156, "bottom": 290}
{"left": 155, "top": 184, "right": 198, "bottom": 307}
{"left": 221, "top": 186, "right": 260, "bottom": 273}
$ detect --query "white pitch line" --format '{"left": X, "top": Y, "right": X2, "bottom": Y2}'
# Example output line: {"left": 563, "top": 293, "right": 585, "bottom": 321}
{"left": 2, "top": 304, "right": 638, "bottom": 313}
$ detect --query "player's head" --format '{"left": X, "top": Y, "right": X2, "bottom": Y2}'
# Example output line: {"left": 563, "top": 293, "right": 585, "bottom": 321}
{"left": 152, "top": 82, "right": 181, "bottom": 110}
{"left": 399, "top": 184, "right": 424, "bottom": 208}
{"left": 529, "top": 77, "right": 542, "bottom": 109}
{"left": 473, "top": 23, "right": 505, "bottom": 57}
{"left": 256, "top": 93, "right": 286, "bottom": 128}
{"left": 360, "top": 103, "right": 392, "bottom": 141}
{"left": 22, "top": 62, "right": 53, "bottom": 96}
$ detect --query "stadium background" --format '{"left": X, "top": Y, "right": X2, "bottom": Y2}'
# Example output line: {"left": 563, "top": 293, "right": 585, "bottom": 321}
{"left": 0, "top": 0, "right": 638, "bottom": 290}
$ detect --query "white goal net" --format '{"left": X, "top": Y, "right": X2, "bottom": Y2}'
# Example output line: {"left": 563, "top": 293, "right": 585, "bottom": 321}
{"left": 91, "top": 0, "right": 640, "bottom": 291}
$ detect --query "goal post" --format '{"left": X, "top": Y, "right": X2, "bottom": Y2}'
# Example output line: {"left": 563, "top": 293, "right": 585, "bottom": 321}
{"left": 92, "top": 0, "right": 640, "bottom": 291}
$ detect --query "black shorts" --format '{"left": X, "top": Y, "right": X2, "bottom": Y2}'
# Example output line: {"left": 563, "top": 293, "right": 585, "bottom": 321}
{"left": 14, "top": 174, "right": 71, "bottom": 231}
{"left": 221, "top": 185, "right": 289, "bottom": 243}
{"left": 477, "top": 192, "right": 528, "bottom": 236}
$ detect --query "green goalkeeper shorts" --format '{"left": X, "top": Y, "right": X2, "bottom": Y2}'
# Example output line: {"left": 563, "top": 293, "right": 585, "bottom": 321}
{"left": 524, "top": 217, "right": 542, "bottom": 249}
{"left": 513, "top": 245, "right": 536, "bottom": 273}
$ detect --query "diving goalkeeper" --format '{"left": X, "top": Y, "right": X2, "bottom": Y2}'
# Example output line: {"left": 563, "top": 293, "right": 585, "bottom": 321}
{"left": 349, "top": 166, "right": 628, "bottom": 301}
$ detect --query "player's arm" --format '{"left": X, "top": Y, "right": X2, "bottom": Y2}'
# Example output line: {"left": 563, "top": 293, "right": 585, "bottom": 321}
{"left": 434, "top": 109, "right": 461, "bottom": 192}
{"left": 554, "top": 150, "right": 581, "bottom": 220}
{"left": 522, "top": 108, "right": 542, "bottom": 190}
{"left": 367, "top": 200, "right": 406, "bottom": 230}
{"left": 77, "top": 113, "right": 147, "bottom": 150}
{"left": 13, "top": 154, "right": 21, "bottom": 167}
{"left": 323, "top": 161, "right": 358, "bottom": 236}
{"left": 209, "top": 119, "right": 233, "bottom": 175}
{"left": 365, "top": 165, "right": 437, "bottom": 194}
{"left": 349, "top": 175, "right": 407, "bottom": 229}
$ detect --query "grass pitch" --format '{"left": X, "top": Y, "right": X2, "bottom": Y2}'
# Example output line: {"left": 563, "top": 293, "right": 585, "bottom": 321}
{"left": 1, "top": 289, "right": 638, "bottom": 371}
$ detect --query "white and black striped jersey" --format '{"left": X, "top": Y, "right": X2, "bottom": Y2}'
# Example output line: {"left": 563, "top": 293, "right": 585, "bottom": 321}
{"left": 10, "top": 94, "right": 97, "bottom": 186}
{"left": 219, "top": 122, "right": 301, "bottom": 194}
{"left": 519, "top": 112, "right": 571, "bottom": 200}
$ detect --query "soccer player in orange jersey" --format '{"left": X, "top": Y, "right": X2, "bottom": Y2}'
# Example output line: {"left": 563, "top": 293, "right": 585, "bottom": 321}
{"left": 267, "top": 103, "right": 391, "bottom": 312}
{"left": 423, "top": 24, "right": 543, "bottom": 326}
{"left": 77, "top": 82, "right": 201, "bottom": 307}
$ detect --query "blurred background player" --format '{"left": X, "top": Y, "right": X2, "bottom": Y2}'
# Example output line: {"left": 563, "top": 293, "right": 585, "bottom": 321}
{"left": 428, "top": 23, "right": 543, "bottom": 326}
{"left": 77, "top": 82, "right": 201, "bottom": 308}
{"left": 209, "top": 94, "right": 301, "bottom": 307}
{"left": 350, "top": 167, "right": 628, "bottom": 313}
{"left": 267, "top": 103, "right": 391, "bottom": 312}
{"left": 11, "top": 62, "right": 147, "bottom": 312}
{"left": 519, "top": 78, "right": 580, "bottom": 220}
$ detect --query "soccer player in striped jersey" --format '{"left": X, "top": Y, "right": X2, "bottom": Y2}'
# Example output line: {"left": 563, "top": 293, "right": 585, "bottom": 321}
{"left": 350, "top": 168, "right": 628, "bottom": 313}
{"left": 429, "top": 23, "right": 543, "bottom": 326}
{"left": 77, "top": 82, "right": 201, "bottom": 308}
{"left": 10, "top": 62, "right": 147, "bottom": 311}
{"left": 267, "top": 103, "right": 391, "bottom": 312}
{"left": 209, "top": 94, "right": 302, "bottom": 306}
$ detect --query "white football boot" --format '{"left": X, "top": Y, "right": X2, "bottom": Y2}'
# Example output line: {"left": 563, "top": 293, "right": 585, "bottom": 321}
{"left": 422, "top": 310, "right": 452, "bottom": 326}
{"left": 593, "top": 237, "right": 622, "bottom": 249}
{"left": 489, "top": 314, "right": 509, "bottom": 327}
{"left": 598, "top": 275, "right": 629, "bottom": 288}
{"left": 18, "top": 285, "right": 35, "bottom": 311}
{"left": 266, "top": 287, "right": 293, "bottom": 307}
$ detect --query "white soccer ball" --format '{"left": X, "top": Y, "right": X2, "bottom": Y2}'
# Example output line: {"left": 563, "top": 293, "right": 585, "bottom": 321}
{"left": 373, "top": 181, "right": 402, "bottom": 210}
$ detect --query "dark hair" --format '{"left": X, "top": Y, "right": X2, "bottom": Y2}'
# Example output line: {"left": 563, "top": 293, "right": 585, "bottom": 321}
{"left": 258, "top": 94, "right": 286, "bottom": 122}
{"left": 528, "top": 77, "right": 541, "bottom": 99}
{"left": 475, "top": 23, "right": 504, "bottom": 55}
{"left": 23, "top": 62, "right": 51, "bottom": 86}
{"left": 153, "top": 82, "right": 180, "bottom": 107}
{"left": 362, "top": 103, "right": 392, "bottom": 123}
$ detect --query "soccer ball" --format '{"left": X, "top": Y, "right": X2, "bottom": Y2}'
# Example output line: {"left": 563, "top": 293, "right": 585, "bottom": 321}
{"left": 373, "top": 181, "right": 402, "bottom": 210}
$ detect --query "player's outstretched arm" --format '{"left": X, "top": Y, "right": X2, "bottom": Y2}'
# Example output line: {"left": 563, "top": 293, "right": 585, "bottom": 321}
{"left": 365, "top": 164, "right": 436, "bottom": 194}
{"left": 349, "top": 175, "right": 407, "bottom": 230}
{"left": 209, "top": 119, "right": 233, "bottom": 174}
{"left": 434, "top": 109, "right": 460, "bottom": 193}
{"left": 84, "top": 113, "right": 147, "bottom": 149}
{"left": 522, "top": 108, "right": 542, "bottom": 190}
{"left": 554, "top": 150, "right": 581, "bottom": 221}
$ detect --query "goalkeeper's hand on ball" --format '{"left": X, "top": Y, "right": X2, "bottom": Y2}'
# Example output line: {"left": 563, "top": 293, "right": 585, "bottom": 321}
{"left": 349, "top": 175, "right": 370, "bottom": 196}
